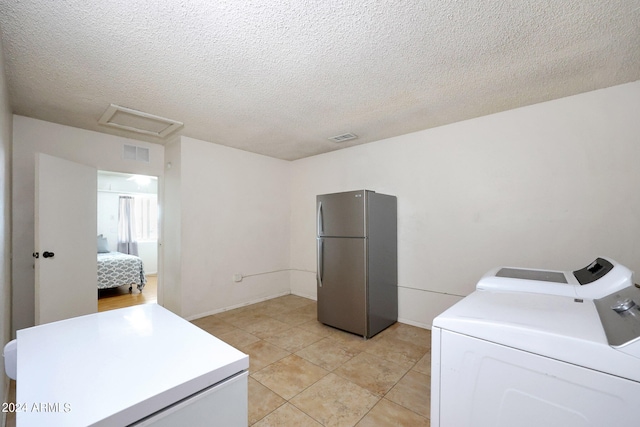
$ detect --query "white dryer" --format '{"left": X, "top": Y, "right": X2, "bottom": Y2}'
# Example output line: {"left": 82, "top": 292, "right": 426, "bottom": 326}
{"left": 431, "top": 257, "right": 640, "bottom": 427}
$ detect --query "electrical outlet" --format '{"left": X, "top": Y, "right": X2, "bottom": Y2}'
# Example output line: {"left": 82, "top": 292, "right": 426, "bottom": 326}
{"left": 233, "top": 274, "right": 243, "bottom": 283}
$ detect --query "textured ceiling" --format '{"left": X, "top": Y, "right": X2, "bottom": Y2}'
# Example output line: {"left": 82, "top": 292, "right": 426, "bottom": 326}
{"left": 0, "top": 1, "right": 638, "bottom": 160}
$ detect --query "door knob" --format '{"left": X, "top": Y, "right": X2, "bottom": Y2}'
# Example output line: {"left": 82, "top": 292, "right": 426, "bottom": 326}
{"left": 42, "top": 251, "right": 55, "bottom": 259}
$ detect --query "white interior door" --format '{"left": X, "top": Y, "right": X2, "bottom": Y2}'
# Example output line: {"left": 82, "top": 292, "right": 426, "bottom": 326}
{"left": 35, "top": 153, "right": 97, "bottom": 325}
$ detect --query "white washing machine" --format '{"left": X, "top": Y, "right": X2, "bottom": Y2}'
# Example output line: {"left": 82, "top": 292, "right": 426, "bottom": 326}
{"left": 431, "top": 257, "right": 640, "bottom": 427}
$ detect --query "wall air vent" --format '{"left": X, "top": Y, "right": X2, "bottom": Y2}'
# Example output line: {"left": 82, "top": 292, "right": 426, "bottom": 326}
{"left": 328, "top": 133, "right": 358, "bottom": 143}
{"left": 123, "top": 144, "right": 150, "bottom": 163}
{"left": 99, "top": 104, "right": 183, "bottom": 138}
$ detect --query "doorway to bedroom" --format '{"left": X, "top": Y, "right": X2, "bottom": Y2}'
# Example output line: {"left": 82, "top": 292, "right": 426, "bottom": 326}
{"left": 97, "top": 171, "right": 159, "bottom": 312}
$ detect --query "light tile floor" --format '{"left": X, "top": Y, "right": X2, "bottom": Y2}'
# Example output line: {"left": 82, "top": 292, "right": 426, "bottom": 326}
{"left": 191, "top": 295, "right": 431, "bottom": 426}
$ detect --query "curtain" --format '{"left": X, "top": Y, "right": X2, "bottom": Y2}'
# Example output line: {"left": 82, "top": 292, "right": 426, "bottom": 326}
{"left": 117, "top": 196, "right": 139, "bottom": 256}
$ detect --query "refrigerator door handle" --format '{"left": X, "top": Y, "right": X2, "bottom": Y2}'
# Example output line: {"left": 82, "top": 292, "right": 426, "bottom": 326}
{"left": 317, "top": 202, "right": 324, "bottom": 236}
{"left": 317, "top": 237, "right": 324, "bottom": 287}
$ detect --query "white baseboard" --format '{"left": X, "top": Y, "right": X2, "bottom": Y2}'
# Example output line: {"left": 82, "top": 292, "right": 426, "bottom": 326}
{"left": 185, "top": 291, "right": 291, "bottom": 321}
{"left": 397, "top": 317, "right": 432, "bottom": 330}
{"left": 290, "top": 290, "right": 316, "bottom": 301}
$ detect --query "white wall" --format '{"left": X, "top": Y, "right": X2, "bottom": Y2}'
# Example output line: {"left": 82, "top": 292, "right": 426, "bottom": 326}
{"left": 164, "top": 136, "right": 291, "bottom": 319}
{"left": 12, "top": 116, "right": 165, "bottom": 332}
{"left": 137, "top": 242, "right": 158, "bottom": 275}
{"left": 97, "top": 191, "right": 119, "bottom": 248}
{"left": 161, "top": 139, "right": 182, "bottom": 315}
{"left": 290, "top": 81, "right": 640, "bottom": 328}
{"left": 0, "top": 25, "right": 13, "bottom": 419}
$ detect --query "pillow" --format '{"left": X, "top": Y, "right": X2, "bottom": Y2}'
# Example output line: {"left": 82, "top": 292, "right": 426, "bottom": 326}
{"left": 97, "top": 235, "right": 110, "bottom": 253}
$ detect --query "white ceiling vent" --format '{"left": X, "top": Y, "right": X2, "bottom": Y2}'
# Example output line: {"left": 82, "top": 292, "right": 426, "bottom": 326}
{"left": 328, "top": 133, "right": 358, "bottom": 143}
{"left": 99, "top": 104, "right": 183, "bottom": 138}
{"left": 123, "top": 144, "right": 150, "bottom": 163}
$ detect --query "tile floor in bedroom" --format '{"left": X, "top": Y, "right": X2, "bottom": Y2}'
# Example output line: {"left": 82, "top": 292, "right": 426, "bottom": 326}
{"left": 192, "top": 295, "right": 431, "bottom": 426}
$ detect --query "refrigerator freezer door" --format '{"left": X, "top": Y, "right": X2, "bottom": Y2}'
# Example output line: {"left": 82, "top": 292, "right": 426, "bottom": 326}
{"left": 317, "top": 190, "right": 367, "bottom": 237}
{"left": 317, "top": 237, "right": 367, "bottom": 336}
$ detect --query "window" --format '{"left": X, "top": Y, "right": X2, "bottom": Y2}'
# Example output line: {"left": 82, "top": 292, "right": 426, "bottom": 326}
{"left": 133, "top": 195, "right": 158, "bottom": 241}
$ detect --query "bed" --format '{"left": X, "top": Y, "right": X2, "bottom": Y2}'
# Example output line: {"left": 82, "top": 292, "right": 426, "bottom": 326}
{"left": 97, "top": 251, "right": 147, "bottom": 292}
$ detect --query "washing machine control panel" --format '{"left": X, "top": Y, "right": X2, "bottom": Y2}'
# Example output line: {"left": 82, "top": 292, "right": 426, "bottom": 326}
{"left": 477, "top": 257, "right": 633, "bottom": 300}
{"left": 594, "top": 286, "right": 640, "bottom": 347}
{"left": 476, "top": 257, "right": 640, "bottom": 348}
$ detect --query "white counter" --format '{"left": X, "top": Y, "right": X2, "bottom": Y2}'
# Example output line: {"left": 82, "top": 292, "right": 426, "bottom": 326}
{"left": 16, "top": 304, "right": 249, "bottom": 426}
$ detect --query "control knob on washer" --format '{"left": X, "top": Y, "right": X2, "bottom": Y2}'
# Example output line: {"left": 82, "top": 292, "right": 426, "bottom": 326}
{"left": 612, "top": 298, "right": 636, "bottom": 313}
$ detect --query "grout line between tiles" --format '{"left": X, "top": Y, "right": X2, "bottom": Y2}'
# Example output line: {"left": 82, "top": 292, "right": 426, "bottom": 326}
{"left": 201, "top": 296, "right": 431, "bottom": 426}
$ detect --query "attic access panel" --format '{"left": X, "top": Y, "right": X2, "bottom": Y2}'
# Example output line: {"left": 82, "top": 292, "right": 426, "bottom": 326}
{"left": 99, "top": 104, "right": 183, "bottom": 138}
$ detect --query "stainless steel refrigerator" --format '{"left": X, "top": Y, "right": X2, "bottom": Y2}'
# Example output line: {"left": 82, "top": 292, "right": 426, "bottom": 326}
{"left": 316, "top": 190, "right": 397, "bottom": 338}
